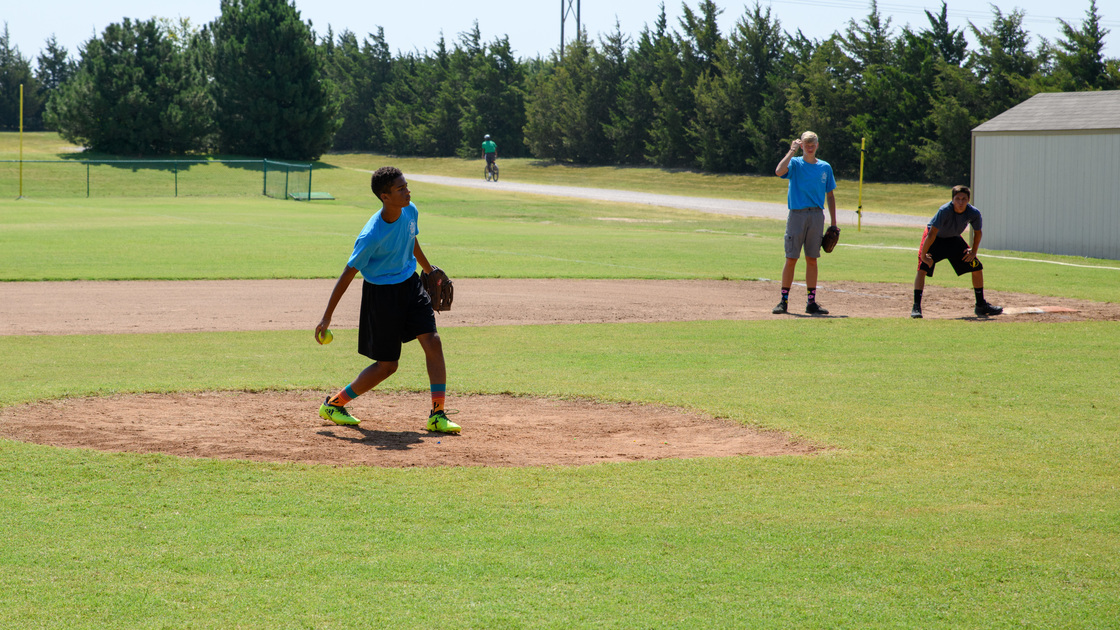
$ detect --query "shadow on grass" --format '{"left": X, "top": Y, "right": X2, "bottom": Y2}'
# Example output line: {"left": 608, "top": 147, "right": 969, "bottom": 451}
{"left": 55, "top": 150, "right": 341, "bottom": 174}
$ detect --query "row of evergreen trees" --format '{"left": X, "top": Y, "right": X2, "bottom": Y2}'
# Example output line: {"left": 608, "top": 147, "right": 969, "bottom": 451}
{"left": 0, "top": 1, "right": 338, "bottom": 159}
{"left": 1, "top": 0, "right": 1117, "bottom": 182}
{"left": 519, "top": 0, "right": 1117, "bottom": 183}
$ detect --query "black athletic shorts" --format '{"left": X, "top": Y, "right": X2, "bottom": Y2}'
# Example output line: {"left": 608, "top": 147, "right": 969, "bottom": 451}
{"left": 358, "top": 273, "right": 437, "bottom": 362}
{"left": 919, "top": 232, "right": 983, "bottom": 277}
{"left": 485, "top": 152, "right": 496, "bottom": 164}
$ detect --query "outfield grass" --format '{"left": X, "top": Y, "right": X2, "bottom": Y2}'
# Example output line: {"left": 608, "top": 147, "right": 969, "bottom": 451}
{"left": 3, "top": 132, "right": 944, "bottom": 215}
{"left": 2, "top": 176, "right": 1118, "bottom": 302}
{"left": 1, "top": 132, "right": 1119, "bottom": 628}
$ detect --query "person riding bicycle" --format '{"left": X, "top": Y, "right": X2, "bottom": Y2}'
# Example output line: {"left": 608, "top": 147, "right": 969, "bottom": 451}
{"left": 481, "top": 134, "right": 497, "bottom": 168}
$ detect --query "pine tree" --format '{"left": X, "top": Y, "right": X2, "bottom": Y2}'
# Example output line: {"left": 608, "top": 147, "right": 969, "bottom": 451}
{"left": 915, "top": 60, "right": 982, "bottom": 184}
{"left": 733, "top": 2, "right": 790, "bottom": 173}
{"left": 33, "top": 35, "right": 75, "bottom": 131}
{"left": 45, "top": 18, "right": 211, "bottom": 154}
{"left": 603, "top": 17, "right": 661, "bottom": 164}
{"left": 523, "top": 36, "right": 597, "bottom": 162}
{"left": 922, "top": 2, "right": 967, "bottom": 65}
{"left": 968, "top": 7, "right": 1039, "bottom": 119}
{"left": 645, "top": 7, "right": 690, "bottom": 167}
{"left": 327, "top": 27, "right": 392, "bottom": 150}
{"left": 210, "top": 0, "right": 340, "bottom": 159}
{"left": 842, "top": 0, "right": 894, "bottom": 72}
{"left": 584, "top": 24, "right": 629, "bottom": 163}
{"left": 457, "top": 28, "right": 527, "bottom": 159}
{"left": 785, "top": 36, "right": 859, "bottom": 176}
{"left": 35, "top": 35, "right": 75, "bottom": 93}
{"left": 1053, "top": 0, "right": 1114, "bottom": 90}
{"left": 0, "top": 23, "right": 43, "bottom": 131}
{"left": 684, "top": 1, "right": 740, "bottom": 171}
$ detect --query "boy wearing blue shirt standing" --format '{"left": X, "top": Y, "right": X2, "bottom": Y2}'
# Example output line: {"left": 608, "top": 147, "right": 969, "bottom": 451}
{"left": 315, "top": 166, "right": 460, "bottom": 433}
{"left": 912, "top": 185, "right": 1003, "bottom": 319}
{"left": 773, "top": 131, "right": 838, "bottom": 315}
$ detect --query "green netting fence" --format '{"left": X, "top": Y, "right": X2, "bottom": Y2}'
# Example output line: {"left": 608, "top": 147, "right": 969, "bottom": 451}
{"left": 1, "top": 159, "right": 318, "bottom": 200}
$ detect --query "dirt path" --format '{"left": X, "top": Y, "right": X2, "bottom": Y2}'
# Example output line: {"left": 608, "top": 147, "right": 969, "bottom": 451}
{"left": 405, "top": 173, "right": 930, "bottom": 228}
{"left": 3, "top": 278, "right": 1115, "bottom": 336}
{"left": 2, "top": 279, "right": 1116, "bottom": 468}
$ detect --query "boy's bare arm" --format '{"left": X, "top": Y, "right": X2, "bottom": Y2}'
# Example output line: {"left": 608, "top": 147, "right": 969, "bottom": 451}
{"left": 413, "top": 240, "right": 433, "bottom": 274}
{"left": 826, "top": 190, "right": 837, "bottom": 227}
{"left": 965, "top": 229, "right": 982, "bottom": 261}
{"left": 317, "top": 265, "right": 359, "bottom": 337}
{"left": 919, "top": 227, "right": 939, "bottom": 265}
{"left": 775, "top": 139, "right": 800, "bottom": 176}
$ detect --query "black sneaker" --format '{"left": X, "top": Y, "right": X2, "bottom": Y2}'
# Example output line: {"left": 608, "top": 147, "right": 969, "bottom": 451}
{"left": 910, "top": 306, "right": 923, "bottom": 319}
{"left": 772, "top": 301, "right": 788, "bottom": 314}
{"left": 805, "top": 302, "right": 829, "bottom": 315}
{"left": 975, "top": 302, "right": 1003, "bottom": 317}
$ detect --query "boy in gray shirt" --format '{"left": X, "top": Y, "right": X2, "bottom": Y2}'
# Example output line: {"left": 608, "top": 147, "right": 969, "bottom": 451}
{"left": 912, "top": 185, "right": 1003, "bottom": 318}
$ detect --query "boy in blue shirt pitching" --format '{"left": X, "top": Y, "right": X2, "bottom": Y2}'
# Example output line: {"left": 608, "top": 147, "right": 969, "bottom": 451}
{"left": 912, "top": 185, "right": 1002, "bottom": 319}
{"left": 315, "top": 166, "right": 460, "bottom": 433}
{"left": 773, "top": 131, "right": 838, "bottom": 315}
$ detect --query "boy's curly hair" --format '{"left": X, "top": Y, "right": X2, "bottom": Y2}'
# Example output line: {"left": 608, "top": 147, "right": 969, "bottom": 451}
{"left": 371, "top": 166, "right": 404, "bottom": 200}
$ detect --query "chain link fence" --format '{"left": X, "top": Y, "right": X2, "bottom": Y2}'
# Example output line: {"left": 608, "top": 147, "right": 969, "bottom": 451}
{"left": 1, "top": 159, "right": 315, "bottom": 199}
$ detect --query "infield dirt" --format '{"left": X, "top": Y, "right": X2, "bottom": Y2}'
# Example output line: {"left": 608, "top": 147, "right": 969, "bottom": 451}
{"left": 2, "top": 278, "right": 1116, "bottom": 467}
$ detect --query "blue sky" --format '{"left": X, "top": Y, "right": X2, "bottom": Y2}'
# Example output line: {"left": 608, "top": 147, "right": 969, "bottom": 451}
{"left": 6, "top": 0, "right": 1118, "bottom": 62}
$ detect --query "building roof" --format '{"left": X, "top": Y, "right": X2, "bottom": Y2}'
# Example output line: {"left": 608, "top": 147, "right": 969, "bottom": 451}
{"left": 973, "top": 91, "right": 1120, "bottom": 133}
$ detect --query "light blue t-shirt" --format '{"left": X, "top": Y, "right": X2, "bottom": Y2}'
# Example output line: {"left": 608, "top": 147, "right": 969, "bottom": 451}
{"left": 346, "top": 203, "right": 419, "bottom": 285}
{"left": 928, "top": 202, "right": 982, "bottom": 238}
{"left": 781, "top": 157, "right": 836, "bottom": 210}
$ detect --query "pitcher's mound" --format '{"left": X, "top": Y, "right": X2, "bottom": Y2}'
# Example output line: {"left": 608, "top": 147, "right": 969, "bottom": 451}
{"left": 0, "top": 391, "right": 822, "bottom": 467}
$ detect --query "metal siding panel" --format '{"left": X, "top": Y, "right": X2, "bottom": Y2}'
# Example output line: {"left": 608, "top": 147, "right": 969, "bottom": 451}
{"left": 1109, "top": 137, "right": 1116, "bottom": 259}
{"left": 1052, "top": 136, "right": 1077, "bottom": 256}
{"left": 1097, "top": 134, "right": 1120, "bottom": 259}
{"left": 975, "top": 136, "right": 1011, "bottom": 251}
{"left": 1114, "top": 137, "right": 1120, "bottom": 259}
{"left": 1023, "top": 136, "right": 1044, "bottom": 252}
{"left": 1078, "top": 133, "right": 1115, "bottom": 259}
{"left": 975, "top": 131, "right": 1120, "bottom": 259}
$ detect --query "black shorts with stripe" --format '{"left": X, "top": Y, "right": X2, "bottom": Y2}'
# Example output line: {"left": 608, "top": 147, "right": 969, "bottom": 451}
{"left": 919, "top": 233, "right": 983, "bottom": 277}
{"left": 358, "top": 273, "right": 436, "bottom": 362}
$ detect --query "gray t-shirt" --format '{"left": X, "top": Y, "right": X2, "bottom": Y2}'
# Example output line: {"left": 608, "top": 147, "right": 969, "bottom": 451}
{"left": 928, "top": 202, "right": 982, "bottom": 238}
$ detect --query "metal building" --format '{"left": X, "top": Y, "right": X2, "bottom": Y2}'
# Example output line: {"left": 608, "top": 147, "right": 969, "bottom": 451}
{"left": 971, "top": 91, "right": 1120, "bottom": 261}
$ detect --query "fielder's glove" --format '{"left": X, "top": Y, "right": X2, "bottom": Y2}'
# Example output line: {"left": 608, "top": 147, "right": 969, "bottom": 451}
{"left": 421, "top": 266, "right": 454, "bottom": 312}
{"left": 822, "top": 225, "right": 841, "bottom": 253}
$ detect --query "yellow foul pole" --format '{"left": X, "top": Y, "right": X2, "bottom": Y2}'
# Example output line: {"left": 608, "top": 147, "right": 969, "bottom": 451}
{"left": 857, "top": 136, "right": 865, "bottom": 231}
{"left": 19, "top": 84, "right": 25, "bottom": 198}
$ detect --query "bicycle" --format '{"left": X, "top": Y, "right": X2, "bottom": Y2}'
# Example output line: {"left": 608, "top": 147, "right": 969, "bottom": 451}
{"left": 484, "top": 161, "right": 499, "bottom": 182}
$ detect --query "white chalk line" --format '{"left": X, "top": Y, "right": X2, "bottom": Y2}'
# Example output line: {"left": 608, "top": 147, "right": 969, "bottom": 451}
{"left": 838, "top": 244, "right": 1120, "bottom": 271}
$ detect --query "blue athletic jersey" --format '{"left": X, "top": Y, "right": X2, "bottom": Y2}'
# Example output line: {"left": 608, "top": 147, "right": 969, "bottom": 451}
{"left": 781, "top": 157, "right": 836, "bottom": 210}
{"left": 928, "top": 202, "right": 982, "bottom": 238}
{"left": 347, "top": 203, "right": 419, "bottom": 285}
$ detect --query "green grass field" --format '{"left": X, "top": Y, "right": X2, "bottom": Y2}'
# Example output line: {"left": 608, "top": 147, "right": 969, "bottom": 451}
{"left": 2, "top": 133, "right": 1119, "bottom": 628}
{"left": 2, "top": 131, "right": 942, "bottom": 215}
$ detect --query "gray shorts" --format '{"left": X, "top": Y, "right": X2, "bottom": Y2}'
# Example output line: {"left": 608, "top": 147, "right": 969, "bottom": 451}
{"left": 784, "top": 208, "right": 825, "bottom": 259}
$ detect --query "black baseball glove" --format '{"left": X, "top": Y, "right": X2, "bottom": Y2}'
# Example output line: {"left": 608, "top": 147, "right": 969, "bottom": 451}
{"left": 822, "top": 225, "right": 841, "bottom": 253}
{"left": 421, "top": 266, "right": 454, "bottom": 312}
